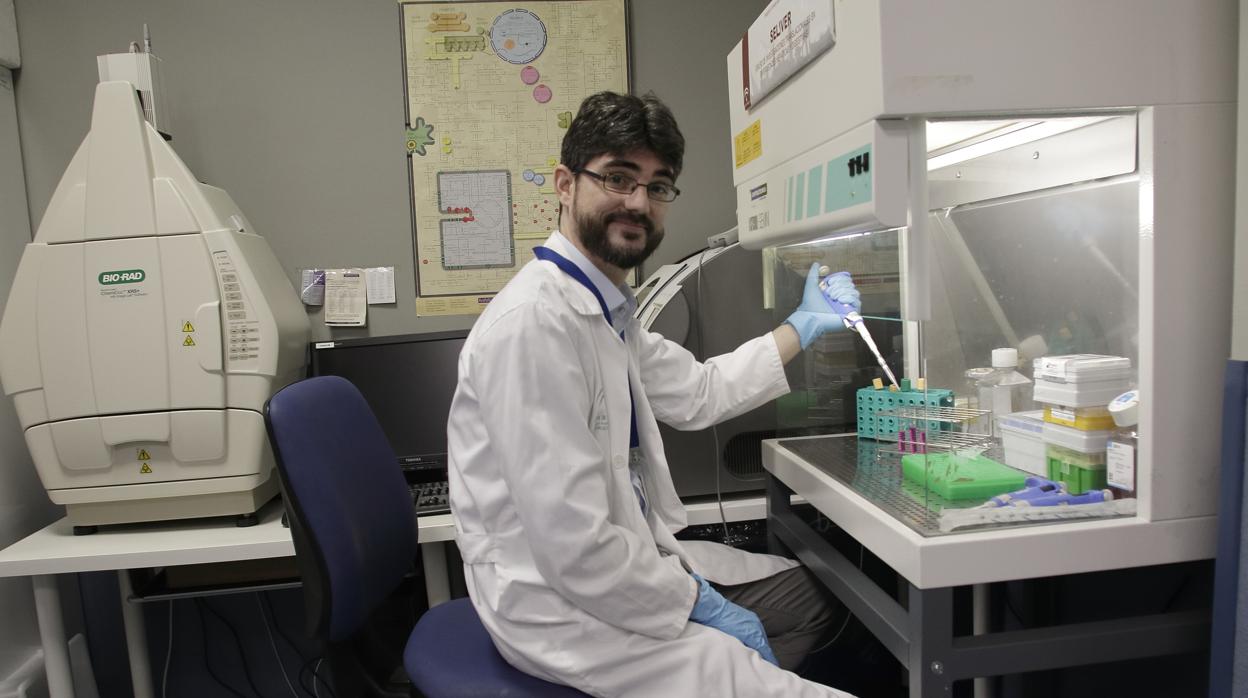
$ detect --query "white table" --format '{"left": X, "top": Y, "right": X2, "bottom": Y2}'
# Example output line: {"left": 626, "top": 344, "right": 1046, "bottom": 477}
{"left": 0, "top": 495, "right": 768, "bottom": 698}
{"left": 763, "top": 435, "right": 1217, "bottom": 696}
{"left": 0, "top": 499, "right": 454, "bottom": 698}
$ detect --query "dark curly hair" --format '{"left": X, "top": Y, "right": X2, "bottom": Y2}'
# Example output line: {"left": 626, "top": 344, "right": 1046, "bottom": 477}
{"left": 560, "top": 91, "right": 685, "bottom": 179}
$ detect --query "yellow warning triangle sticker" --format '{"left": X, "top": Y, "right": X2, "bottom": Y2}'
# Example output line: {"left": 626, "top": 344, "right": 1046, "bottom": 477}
{"left": 182, "top": 321, "right": 195, "bottom": 332}
{"left": 137, "top": 449, "right": 151, "bottom": 460}
{"left": 183, "top": 336, "right": 196, "bottom": 347}
{"left": 140, "top": 463, "right": 153, "bottom": 474}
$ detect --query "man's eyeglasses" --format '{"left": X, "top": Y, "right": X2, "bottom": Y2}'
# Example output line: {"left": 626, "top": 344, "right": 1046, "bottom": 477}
{"left": 573, "top": 168, "right": 681, "bottom": 203}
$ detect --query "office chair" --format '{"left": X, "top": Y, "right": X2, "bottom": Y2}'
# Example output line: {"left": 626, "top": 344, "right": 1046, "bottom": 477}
{"left": 265, "top": 375, "right": 420, "bottom": 696}
{"left": 266, "top": 376, "right": 587, "bottom": 697}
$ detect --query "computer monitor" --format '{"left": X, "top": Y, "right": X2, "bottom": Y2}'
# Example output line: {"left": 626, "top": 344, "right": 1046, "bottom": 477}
{"left": 307, "top": 330, "right": 468, "bottom": 480}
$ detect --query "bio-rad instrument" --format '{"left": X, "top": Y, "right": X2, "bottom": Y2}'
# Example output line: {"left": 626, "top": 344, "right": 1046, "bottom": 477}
{"left": 0, "top": 47, "right": 309, "bottom": 531}
{"left": 817, "top": 265, "right": 898, "bottom": 388}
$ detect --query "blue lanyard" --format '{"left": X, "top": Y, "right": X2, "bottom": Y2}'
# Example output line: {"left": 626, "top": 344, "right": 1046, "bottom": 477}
{"left": 533, "top": 246, "right": 639, "bottom": 449}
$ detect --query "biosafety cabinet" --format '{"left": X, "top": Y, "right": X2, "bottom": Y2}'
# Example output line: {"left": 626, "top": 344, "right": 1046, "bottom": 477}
{"left": 0, "top": 80, "right": 309, "bottom": 529}
{"left": 732, "top": 0, "right": 1236, "bottom": 587}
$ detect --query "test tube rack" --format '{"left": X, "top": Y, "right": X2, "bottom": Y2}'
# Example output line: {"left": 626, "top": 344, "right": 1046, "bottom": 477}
{"left": 875, "top": 405, "right": 994, "bottom": 455}
{"left": 856, "top": 382, "right": 955, "bottom": 442}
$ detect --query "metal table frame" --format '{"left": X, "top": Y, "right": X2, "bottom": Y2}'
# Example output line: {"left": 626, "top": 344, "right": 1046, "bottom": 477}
{"left": 766, "top": 477, "right": 1210, "bottom": 696}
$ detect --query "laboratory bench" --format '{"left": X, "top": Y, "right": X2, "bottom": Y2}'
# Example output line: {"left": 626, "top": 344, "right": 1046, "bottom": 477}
{"left": 0, "top": 499, "right": 452, "bottom": 698}
{"left": 764, "top": 433, "right": 1216, "bottom": 697}
{"left": 0, "top": 493, "right": 771, "bottom": 698}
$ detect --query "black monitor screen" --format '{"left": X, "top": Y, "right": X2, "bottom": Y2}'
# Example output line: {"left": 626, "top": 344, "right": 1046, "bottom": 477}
{"left": 308, "top": 330, "right": 467, "bottom": 477}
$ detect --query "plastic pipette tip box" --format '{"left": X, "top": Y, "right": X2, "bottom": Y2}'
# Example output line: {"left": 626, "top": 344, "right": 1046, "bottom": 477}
{"left": 1045, "top": 445, "right": 1108, "bottom": 494}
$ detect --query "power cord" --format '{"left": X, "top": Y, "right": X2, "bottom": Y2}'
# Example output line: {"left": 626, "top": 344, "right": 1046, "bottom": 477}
{"left": 256, "top": 594, "right": 302, "bottom": 698}
{"left": 297, "top": 656, "right": 338, "bottom": 698}
{"left": 806, "top": 543, "right": 865, "bottom": 653}
{"left": 297, "top": 657, "right": 317, "bottom": 697}
{"left": 313, "top": 659, "right": 329, "bottom": 698}
{"left": 261, "top": 594, "right": 317, "bottom": 697}
{"left": 693, "top": 247, "right": 740, "bottom": 545}
{"left": 261, "top": 592, "right": 309, "bottom": 665}
{"left": 194, "top": 598, "right": 251, "bottom": 697}
{"left": 197, "top": 597, "right": 267, "bottom": 698}
{"left": 162, "top": 601, "right": 174, "bottom": 698}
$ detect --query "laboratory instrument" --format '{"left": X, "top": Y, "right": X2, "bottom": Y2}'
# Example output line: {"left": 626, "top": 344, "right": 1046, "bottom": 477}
{"left": 729, "top": 0, "right": 1232, "bottom": 586}
{"left": 819, "top": 265, "right": 898, "bottom": 388}
{"left": 979, "top": 477, "right": 1061, "bottom": 508}
{"left": 1016, "top": 488, "right": 1113, "bottom": 507}
{"left": 732, "top": 4, "right": 1225, "bottom": 676}
{"left": 0, "top": 49, "right": 309, "bottom": 529}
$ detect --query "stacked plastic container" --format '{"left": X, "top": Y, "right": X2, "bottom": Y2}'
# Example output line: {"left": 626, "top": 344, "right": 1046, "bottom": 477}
{"left": 1031, "top": 355, "right": 1133, "bottom": 493}
{"left": 997, "top": 410, "right": 1046, "bottom": 476}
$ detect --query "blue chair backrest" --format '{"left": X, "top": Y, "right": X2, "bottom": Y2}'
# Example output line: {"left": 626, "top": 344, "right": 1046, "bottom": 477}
{"left": 265, "top": 376, "right": 420, "bottom": 642}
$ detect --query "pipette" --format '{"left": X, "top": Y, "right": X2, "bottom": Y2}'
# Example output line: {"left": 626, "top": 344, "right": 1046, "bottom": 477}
{"left": 818, "top": 265, "right": 899, "bottom": 389}
{"left": 976, "top": 477, "right": 1062, "bottom": 508}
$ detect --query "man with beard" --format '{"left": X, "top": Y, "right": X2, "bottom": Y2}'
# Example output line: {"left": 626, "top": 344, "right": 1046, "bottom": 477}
{"left": 446, "top": 91, "right": 860, "bottom": 697}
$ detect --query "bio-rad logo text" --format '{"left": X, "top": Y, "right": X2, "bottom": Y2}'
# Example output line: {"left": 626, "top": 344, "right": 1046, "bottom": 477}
{"left": 98, "top": 269, "right": 146, "bottom": 285}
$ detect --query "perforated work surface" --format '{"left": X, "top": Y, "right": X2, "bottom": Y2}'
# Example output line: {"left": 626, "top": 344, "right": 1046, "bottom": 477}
{"left": 778, "top": 436, "right": 957, "bottom": 537}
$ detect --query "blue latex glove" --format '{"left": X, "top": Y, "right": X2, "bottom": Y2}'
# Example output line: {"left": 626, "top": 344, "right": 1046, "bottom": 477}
{"left": 688, "top": 573, "right": 779, "bottom": 666}
{"left": 785, "top": 262, "right": 862, "bottom": 349}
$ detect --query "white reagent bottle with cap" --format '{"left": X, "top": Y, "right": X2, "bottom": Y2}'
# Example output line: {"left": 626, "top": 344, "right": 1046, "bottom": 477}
{"left": 1106, "top": 389, "right": 1139, "bottom": 499}
{"left": 976, "top": 348, "right": 1034, "bottom": 424}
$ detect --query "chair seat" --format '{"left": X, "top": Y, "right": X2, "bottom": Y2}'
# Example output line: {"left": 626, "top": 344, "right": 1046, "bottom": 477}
{"left": 406, "top": 597, "right": 589, "bottom": 697}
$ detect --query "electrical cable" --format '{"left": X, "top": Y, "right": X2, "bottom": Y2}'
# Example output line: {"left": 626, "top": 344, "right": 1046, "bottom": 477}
{"left": 312, "top": 658, "right": 335, "bottom": 698}
{"left": 806, "top": 544, "right": 865, "bottom": 653}
{"left": 195, "top": 598, "right": 250, "bottom": 698}
{"left": 1161, "top": 572, "right": 1192, "bottom": 613}
{"left": 1004, "top": 590, "right": 1026, "bottom": 626}
{"left": 162, "top": 601, "right": 174, "bottom": 698}
{"left": 198, "top": 597, "right": 266, "bottom": 698}
{"left": 693, "top": 247, "right": 736, "bottom": 544}
{"left": 298, "top": 656, "right": 337, "bottom": 698}
{"left": 265, "top": 594, "right": 315, "bottom": 697}
{"left": 261, "top": 592, "right": 309, "bottom": 665}
{"left": 296, "top": 657, "right": 316, "bottom": 698}
{"left": 256, "top": 594, "right": 302, "bottom": 698}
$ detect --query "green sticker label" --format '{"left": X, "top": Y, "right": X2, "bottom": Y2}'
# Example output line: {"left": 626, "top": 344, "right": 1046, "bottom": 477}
{"left": 98, "top": 269, "right": 146, "bottom": 285}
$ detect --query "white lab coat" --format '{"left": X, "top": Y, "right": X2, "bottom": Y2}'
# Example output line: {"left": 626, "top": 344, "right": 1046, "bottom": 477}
{"left": 447, "top": 238, "right": 854, "bottom": 698}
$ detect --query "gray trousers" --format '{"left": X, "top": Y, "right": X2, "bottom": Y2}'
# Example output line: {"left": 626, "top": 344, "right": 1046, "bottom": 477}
{"left": 715, "top": 566, "right": 841, "bottom": 671}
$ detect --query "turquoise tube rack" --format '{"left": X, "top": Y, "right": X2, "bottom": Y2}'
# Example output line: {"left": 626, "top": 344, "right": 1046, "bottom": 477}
{"left": 856, "top": 381, "right": 954, "bottom": 441}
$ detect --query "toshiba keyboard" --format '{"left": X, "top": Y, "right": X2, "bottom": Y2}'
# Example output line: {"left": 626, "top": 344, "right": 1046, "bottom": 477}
{"left": 410, "top": 480, "right": 450, "bottom": 516}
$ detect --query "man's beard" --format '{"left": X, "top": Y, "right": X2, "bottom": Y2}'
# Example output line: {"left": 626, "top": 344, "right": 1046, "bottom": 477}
{"left": 575, "top": 207, "right": 665, "bottom": 271}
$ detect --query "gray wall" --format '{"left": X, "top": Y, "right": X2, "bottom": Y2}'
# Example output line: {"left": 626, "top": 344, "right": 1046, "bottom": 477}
{"left": 0, "top": 62, "right": 57, "bottom": 685}
{"left": 6, "top": 1, "right": 765, "bottom": 690}
{"left": 1235, "top": 0, "right": 1248, "bottom": 363}
{"left": 1229, "top": 5, "right": 1247, "bottom": 695}
{"left": 14, "top": 0, "right": 767, "bottom": 341}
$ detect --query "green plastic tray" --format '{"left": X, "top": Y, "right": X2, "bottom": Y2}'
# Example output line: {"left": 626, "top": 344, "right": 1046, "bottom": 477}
{"left": 901, "top": 451, "right": 1027, "bottom": 501}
